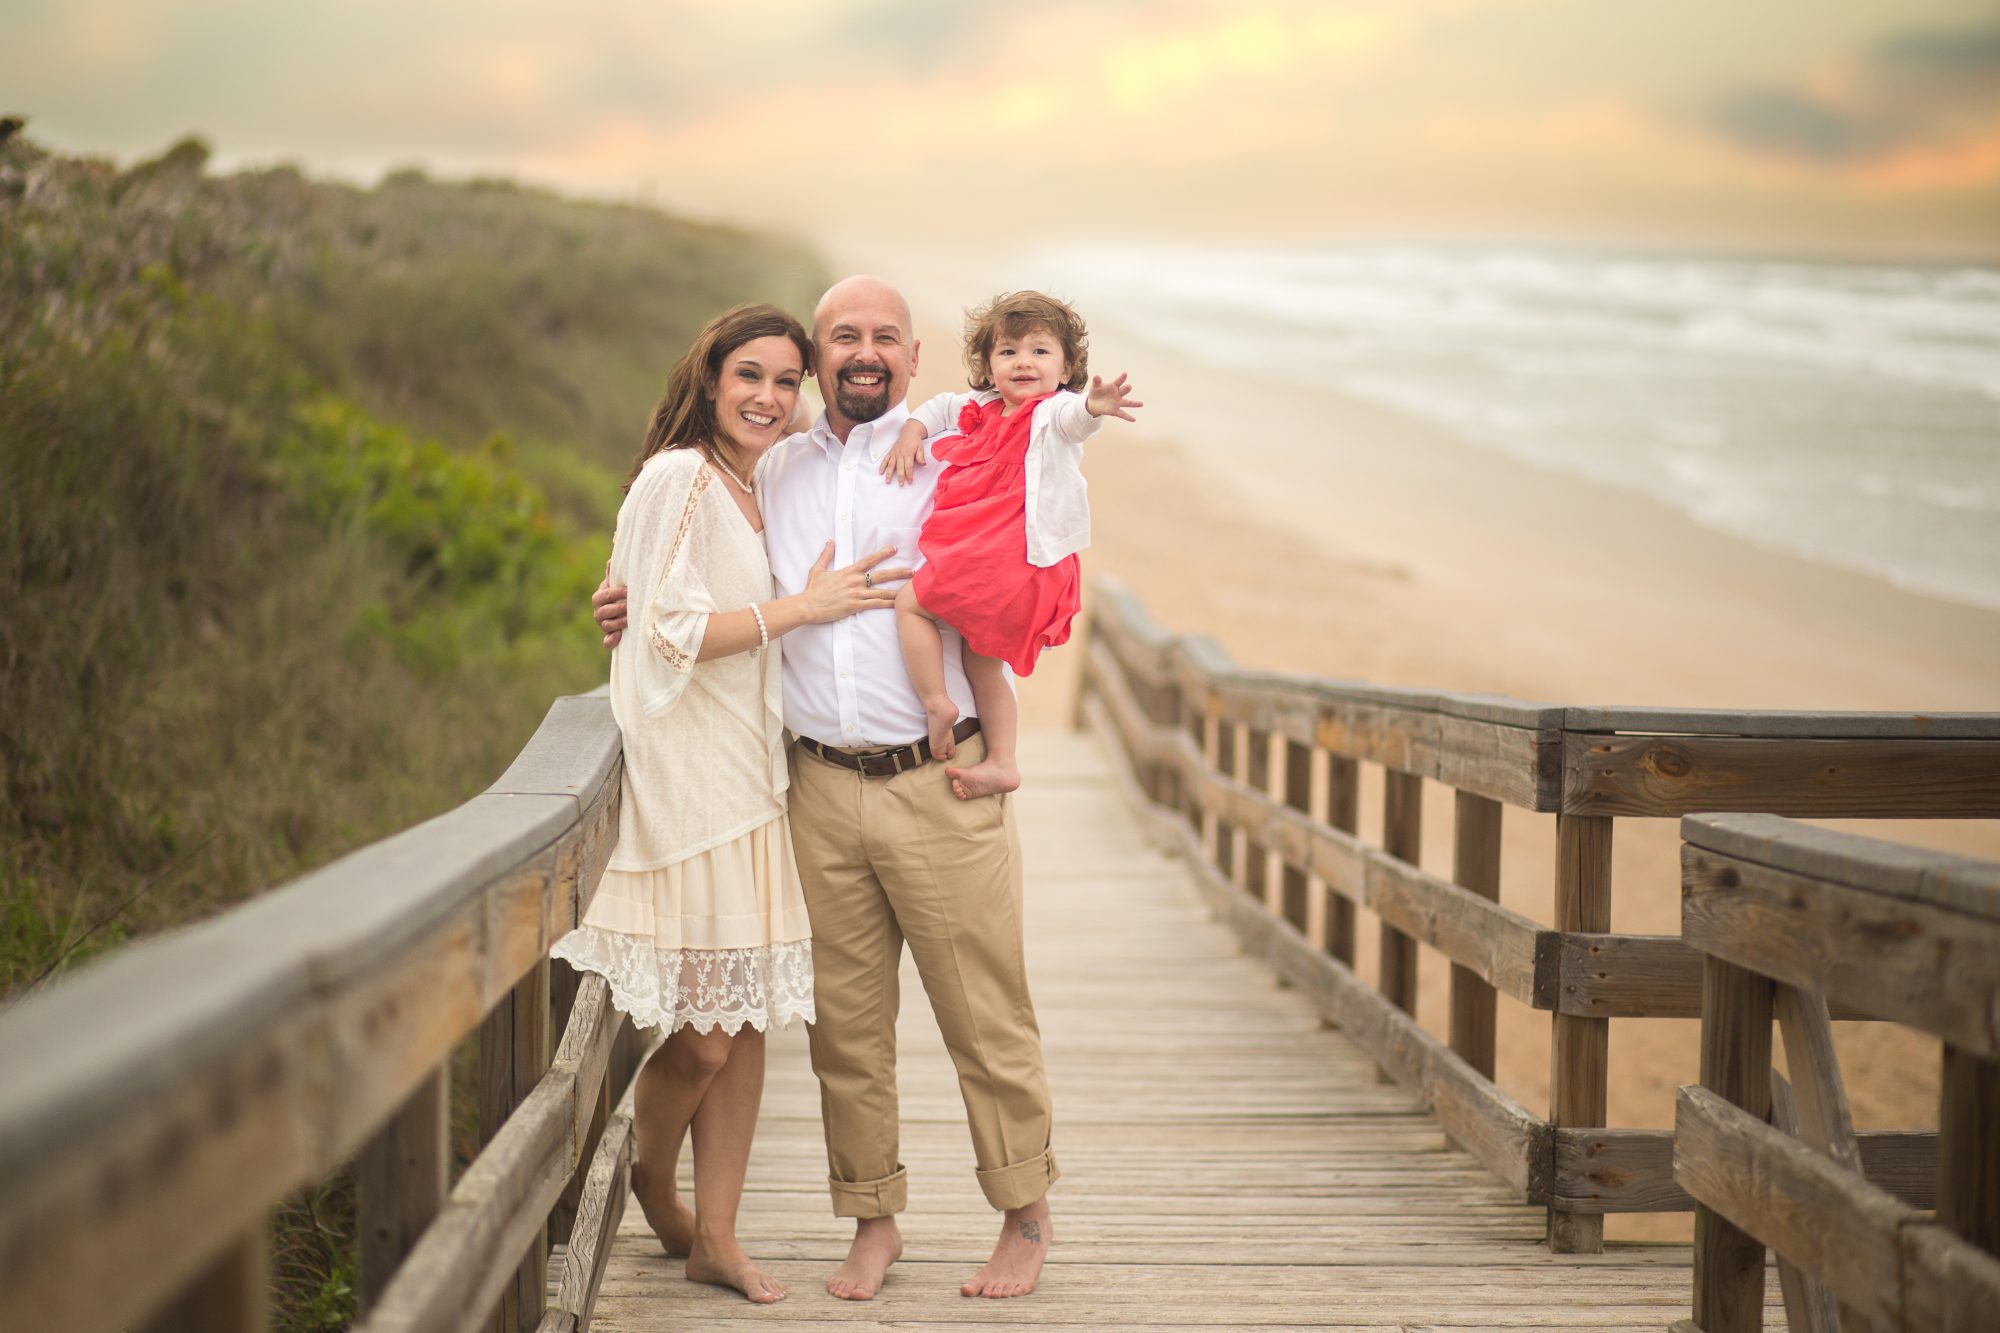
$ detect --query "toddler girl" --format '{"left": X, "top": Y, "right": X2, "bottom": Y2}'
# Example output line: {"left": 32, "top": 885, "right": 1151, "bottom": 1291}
{"left": 882, "top": 291, "right": 1141, "bottom": 800}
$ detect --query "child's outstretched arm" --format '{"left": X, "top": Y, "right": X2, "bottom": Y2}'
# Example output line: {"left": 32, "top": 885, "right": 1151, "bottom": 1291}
{"left": 1085, "top": 372, "right": 1143, "bottom": 421}
{"left": 879, "top": 418, "right": 929, "bottom": 487}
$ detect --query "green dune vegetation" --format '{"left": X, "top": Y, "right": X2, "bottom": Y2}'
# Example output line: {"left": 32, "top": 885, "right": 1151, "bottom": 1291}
{"left": 0, "top": 127, "right": 824, "bottom": 1326}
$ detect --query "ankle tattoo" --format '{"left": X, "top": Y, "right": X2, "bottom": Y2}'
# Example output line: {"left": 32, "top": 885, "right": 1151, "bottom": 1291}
{"left": 1017, "top": 1219, "right": 1043, "bottom": 1245}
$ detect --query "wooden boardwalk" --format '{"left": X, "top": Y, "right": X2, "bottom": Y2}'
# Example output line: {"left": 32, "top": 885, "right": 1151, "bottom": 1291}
{"left": 588, "top": 731, "right": 1741, "bottom": 1331}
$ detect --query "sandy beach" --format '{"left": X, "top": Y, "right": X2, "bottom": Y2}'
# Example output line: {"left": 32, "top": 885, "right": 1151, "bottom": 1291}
{"left": 876, "top": 259, "right": 2000, "bottom": 1239}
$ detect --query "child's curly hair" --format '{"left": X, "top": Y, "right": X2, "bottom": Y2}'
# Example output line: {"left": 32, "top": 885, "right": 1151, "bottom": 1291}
{"left": 963, "top": 291, "right": 1089, "bottom": 393}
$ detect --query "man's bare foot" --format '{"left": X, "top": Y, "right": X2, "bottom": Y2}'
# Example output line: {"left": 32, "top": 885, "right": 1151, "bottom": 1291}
{"left": 826, "top": 1216, "right": 902, "bottom": 1301}
{"left": 961, "top": 1197, "right": 1050, "bottom": 1298}
{"left": 946, "top": 757, "right": 1021, "bottom": 801}
{"left": 686, "top": 1236, "right": 787, "bottom": 1304}
{"left": 630, "top": 1160, "right": 696, "bottom": 1257}
{"left": 923, "top": 696, "right": 960, "bottom": 759}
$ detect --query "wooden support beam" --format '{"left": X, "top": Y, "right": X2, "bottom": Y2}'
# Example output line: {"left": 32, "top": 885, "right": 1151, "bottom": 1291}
{"left": 139, "top": 1225, "right": 267, "bottom": 1333}
{"left": 1941, "top": 1043, "right": 2000, "bottom": 1260}
{"left": 1547, "top": 813, "right": 1612, "bottom": 1254}
{"left": 1326, "top": 754, "right": 1359, "bottom": 968}
{"left": 358, "top": 1066, "right": 450, "bottom": 1312}
{"left": 1690, "top": 957, "right": 1775, "bottom": 1332}
{"left": 1377, "top": 770, "right": 1423, "bottom": 1084}
{"left": 1450, "top": 792, "right": 1503, "bottom": 1080}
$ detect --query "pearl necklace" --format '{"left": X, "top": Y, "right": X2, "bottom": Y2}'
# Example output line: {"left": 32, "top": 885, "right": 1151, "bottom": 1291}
{"left": 703, "top": 443, "right": 754, "bottom": 494}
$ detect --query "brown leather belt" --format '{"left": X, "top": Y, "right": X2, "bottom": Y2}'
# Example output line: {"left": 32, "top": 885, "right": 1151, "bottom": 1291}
{"left": 797, "top": 717, "right": 981, "bottom": 777}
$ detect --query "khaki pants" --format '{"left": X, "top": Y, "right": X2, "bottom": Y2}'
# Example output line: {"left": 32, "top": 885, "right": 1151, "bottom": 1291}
{"left": 788, "top": 733, "right": 1058, "bottom": 1217}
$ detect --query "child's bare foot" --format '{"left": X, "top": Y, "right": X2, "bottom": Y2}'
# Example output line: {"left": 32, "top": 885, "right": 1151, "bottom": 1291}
{"left": 922, "top": 696, "right": 961, "bottom": 759}
{"left": 630, "top": 1160, "right": 695, "bottom": 1257}
{"left": 961, "top": 1197, "right": 1050, "bottom": 1298}
{"left": 826, "top": 1216, "right": 902, "bottom": 1300}
{"left": 946, "top": 756, "right": 1020, "bottom": 801}
{"left": 686, "top": 1236, "right": 787, "bottom": 1304}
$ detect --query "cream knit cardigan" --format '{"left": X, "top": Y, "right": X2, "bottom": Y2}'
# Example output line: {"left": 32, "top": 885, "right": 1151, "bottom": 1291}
{"left": 606, "top": 448, "right": 787, "bottom": 872}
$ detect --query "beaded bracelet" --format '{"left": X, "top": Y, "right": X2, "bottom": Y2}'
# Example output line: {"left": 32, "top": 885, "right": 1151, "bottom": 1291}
{"left": 749, "top": 601, "right": 768, "bottom": 651}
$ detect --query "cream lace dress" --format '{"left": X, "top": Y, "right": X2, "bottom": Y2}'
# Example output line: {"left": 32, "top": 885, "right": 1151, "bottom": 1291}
{"left": 551, "top": 448, "right": 813, "bottom": 1034}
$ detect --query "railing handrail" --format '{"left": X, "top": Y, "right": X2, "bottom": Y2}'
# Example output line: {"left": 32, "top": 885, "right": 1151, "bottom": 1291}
{"left": 1079, "top": 575, "right": 2000, "bottom": 1260}
{"left": 1675, "top": 814, "right": 2000, "bottom": 1331}
{"left": 0, "top": 689, "right": 625, "bottom": 1333}
{"left": 1094, "top": 578, "right": 2000, "bottom": 740}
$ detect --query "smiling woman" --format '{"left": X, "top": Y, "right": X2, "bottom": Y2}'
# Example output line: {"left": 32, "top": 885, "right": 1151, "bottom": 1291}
{"left": 551, "top": 301, "right": 900, "bottom": 1305}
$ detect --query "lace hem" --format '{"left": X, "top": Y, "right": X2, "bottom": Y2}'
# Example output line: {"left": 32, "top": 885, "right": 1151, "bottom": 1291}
{"left": 550, "top": 925, "right": 814, "bottom": 1035}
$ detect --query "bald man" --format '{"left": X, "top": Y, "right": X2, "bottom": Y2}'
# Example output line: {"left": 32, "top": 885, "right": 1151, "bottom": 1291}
{"left": 595, "top": 277, "right": 1057, "bottom": 1301}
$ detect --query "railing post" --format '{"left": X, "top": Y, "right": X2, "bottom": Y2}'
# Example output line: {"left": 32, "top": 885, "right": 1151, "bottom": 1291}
{"left": 1379, "top": 770, "right": 1423, "bottom": 1014}
{"left": 1547, "top": 812, "right": 1612, "bottom": 1253}
{"left": 1691, "top": 954, "right": 1775, "bottom": 1332}
{"left": 1449, "top": 792, "right": 1503, "bottom": 1080}
{"left": 1210, "top": 717, "right": 1233, "bottom": 880}
{"left": 1241, "top": 725, "right": 1270, "bottom": 903}
{"left": 1153, "top": 665, "right": 1183, "bottom": 811}
{"left": 139, "top": 1223, "right": 267, "bottom": 1333}
{"left": 1326, "top": 753, "right": 1359, "bottom": 967}
{"left": 481, "top": 957, "right": 553, "bottom": 1331}
{"left": 358, "top": 1065, "right": 450, "bottom": 1312}
{"left": 1280, "top": 739, "right": 1313, "bottom": 934}
{"left": 1941, "top": 1043, "right": 2000, "bottom": 1259}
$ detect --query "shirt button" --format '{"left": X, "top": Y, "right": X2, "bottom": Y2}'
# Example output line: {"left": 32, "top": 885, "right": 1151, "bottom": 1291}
{"left": 839, "top": 669, "right": 850, "bottom": 679}
{"left": 838, "top": 511, "right": 849, "bottom": 522}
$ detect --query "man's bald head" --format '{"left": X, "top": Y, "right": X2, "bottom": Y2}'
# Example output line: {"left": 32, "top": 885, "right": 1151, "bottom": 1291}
{"left": 812, "top": 274, "right": 913, "bottom": 343}
{"left": 812, "top": 274, "right": 921, "bottom": 436}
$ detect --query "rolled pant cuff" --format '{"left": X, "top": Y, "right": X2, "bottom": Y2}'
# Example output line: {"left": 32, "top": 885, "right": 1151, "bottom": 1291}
{"left": 828, "top": 1166, "right": 908, "bottom": 1219}
{"left": 976, "top": 1148, "right": 1060, "bottom": 1211}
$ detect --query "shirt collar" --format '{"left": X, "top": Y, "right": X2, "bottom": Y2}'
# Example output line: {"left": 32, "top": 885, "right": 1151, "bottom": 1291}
{"left": 808, "top": 401, "right": 912, "bottom": 465}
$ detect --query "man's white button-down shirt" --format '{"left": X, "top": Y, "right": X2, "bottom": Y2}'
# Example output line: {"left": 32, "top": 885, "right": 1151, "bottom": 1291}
{"left": 758, "top": 401, "right": 976, "bottom": 748}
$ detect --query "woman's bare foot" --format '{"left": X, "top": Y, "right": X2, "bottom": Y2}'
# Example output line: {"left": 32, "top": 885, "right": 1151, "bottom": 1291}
{"left": 686, "top": 1236, "right": 787, "bottom": 1304}
{"left": 961, "top": 1197, "right": 1050, "bottom": 1298}
{"left": 946, "top": 756, "right": 1021, "bottom": 801}
{"left": 826, "top": 1216, "right": 902, "bottom": 1301}
{"left": 922, "top": 696, "right": 960, "bottom": 759}
{"left": 630, "top": 1160, "right": 696, "bottom": 1257}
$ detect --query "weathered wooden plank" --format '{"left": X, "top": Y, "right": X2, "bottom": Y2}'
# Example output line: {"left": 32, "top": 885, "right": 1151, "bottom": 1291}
{"left": 1902, "top": 1216, "right": 2000, "bottom": 1332}
{"left": 1677, "top": 1085, "right": 1905, "bottom": 1330}
{"left": 1689, "top": 957, "right": 1776, "bottom": 1333}
{"left": 1553, "top": 932, "right": 1881, "bottom": 1022}
{"left": 1940, "top": 1043, "right": 2000, "bottom": 1260}
{"left": 0, "top": 688, "right": 619, "bottom": 1333}
{"left": 1684, "top": 811, "right": 2000, "bottom": 918}
{"left": 1379, "top": 771, "right": 1423, "bottom": 1029}
{"left": 1450, "top": 792, "right": 1503, "bottom": 1080}
{"left": 1547, "top": 814, "right": 1612, "bottom": 1254}
{"left": 1767, "top": 1073, "right": 1841, "bottom": 1333}
{"left": 1551, "top": 1128, "right": 1936, "bottom": 1214}
{"left": 1434, "top": 714, "right": 1563, "bottom": 811}
{"left": 1774, "top": 986, "right": 1861, "bottom": 1178}
{"left": 138, "top": 1225, "right": 266, "bottom": 1333}
{"left": 1683, "top": 845, "right": 2000, "bottom": 1056}
{"left": 1365, "top": 844, "right": 1545, "bottom": 1011}
{"left": 1327, "top": 754, "right": 1360, "bottom": 967}
{"left": 361, "top": 974, "right": 621, "bottom": 1333}
{"left": 1564, "top": 732, "right": 2000, "bottom": 818}
{"left": 358, "top": 1066, "right": 450, "bottom": 1312}
{"left": 1566, "top": 705, "right": 2000, "bottom": 739}
{"left": 541, "top": 1059, "right": 636, "bottom": 1333}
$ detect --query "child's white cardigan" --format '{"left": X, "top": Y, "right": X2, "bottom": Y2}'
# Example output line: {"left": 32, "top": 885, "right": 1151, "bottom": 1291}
{"left": 911, "top": 388, "right": 1099, "bottom": 567}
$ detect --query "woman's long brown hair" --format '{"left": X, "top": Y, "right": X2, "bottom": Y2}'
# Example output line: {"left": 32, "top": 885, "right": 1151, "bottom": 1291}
{"left": 624, "top": 303, "right": 814, "bottom": 493}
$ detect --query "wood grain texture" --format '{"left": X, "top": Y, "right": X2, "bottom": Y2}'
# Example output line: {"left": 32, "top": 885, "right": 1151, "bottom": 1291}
{"left": 1685, "top": 811, "right": 2000, "bottom": 916}
{"left": 1551, "top": 1127, "right": 1937, "bottom": 1214}
{"left": 578, "top": 730, "right": 1765, "bottom": 1333}
{"left": 1378, "top": 770, "right": 1423, "bottom": 1024}
{"left": 1564, "top": 732, "right": 2000, "bottom": 818}
{"left": 1940, "top": 1044, "right": 2000, "bottom": 1259}
{"left": 1450, "top": 792, "right": 1503, "bottom": 1081}
{"left": 1767, "top": 1073, "right": 1840, "bottom": 1333}
{"left": 358, "top": 1066, "right": 450, "bottom": 1312}
{"left": 1683, "top": 845, "right": 2000, "bottom": 1056}
{"left": 1690, "top": 958, "right": 1776, "bottom": 1333}
{"left": 1547, "top": 814, "right": 1612, "bottom": 1254}
{"left": 359, "top": 974, "right": 621, "bottom": 1333}
{"left": 0, "top": 690, "right": 623, "bottom": 1333}
{"left": 1676, "top": 1084, "right": 1960, "bottom": 1332}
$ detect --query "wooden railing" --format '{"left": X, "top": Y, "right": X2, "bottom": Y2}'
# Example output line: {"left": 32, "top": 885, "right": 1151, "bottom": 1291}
{"left": 1674, "top": 814, "right": 2000, "bottom": 1333}
{"left": 1078, "top": 577, "right": 2000, "bottom": 1253}
{"left": 0, "top": 691, "right": 634, "bottom": 1333}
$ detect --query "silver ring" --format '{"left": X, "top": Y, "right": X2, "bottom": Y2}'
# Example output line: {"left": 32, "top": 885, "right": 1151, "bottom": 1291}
{"left": 863, "top": 572, "right": 874, "bottom": 588}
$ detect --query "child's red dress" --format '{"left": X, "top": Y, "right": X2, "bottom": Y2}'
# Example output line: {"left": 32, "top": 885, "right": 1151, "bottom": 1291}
{"left": 912, "top": 393, "right": 1081, "bottom": 676}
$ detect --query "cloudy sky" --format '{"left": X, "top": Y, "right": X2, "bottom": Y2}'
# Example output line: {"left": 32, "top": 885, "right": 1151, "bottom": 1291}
{"left": 9, "top": 0, "right": 2000, "bottom": 255}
